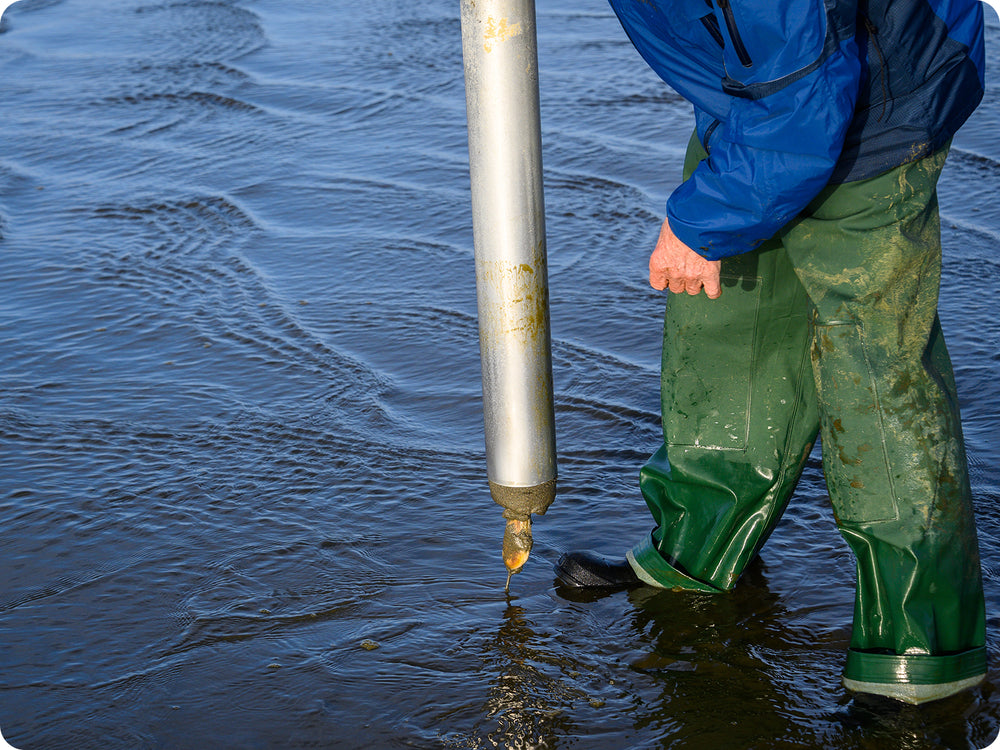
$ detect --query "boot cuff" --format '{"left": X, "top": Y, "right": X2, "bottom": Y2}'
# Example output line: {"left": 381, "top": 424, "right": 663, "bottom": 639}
{"left": 843, "top": 647, "right": 986, "bottom": 704}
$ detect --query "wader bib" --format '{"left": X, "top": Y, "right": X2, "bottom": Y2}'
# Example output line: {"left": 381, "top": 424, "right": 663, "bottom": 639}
{"left": 628, "top": 132, "right": 987, "bottom": 703}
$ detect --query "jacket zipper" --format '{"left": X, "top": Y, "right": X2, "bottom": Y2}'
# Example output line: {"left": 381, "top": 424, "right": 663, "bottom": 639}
{"left": 702, "top": 119, "right": 721, "bottom": 154}
{"left": 716, "top": 0, "right": 753, "bottom": 68}
{"left": 861, "top": 14, "right": 889, "bottom": 121}
{"left": 700, "top": 13, "right": 725, "bottom": 48}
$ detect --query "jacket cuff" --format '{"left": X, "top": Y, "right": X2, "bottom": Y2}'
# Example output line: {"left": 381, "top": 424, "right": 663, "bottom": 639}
{"left": 666, "top": 199, "right": 759, "bottom": 261}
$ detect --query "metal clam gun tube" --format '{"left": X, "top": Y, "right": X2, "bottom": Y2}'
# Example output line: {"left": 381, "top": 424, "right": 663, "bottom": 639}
{"left": 459, "top": 0, "right": 557, "bottom": 591}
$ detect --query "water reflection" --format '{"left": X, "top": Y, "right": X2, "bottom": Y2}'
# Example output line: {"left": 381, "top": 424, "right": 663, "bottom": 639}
{"left": 625, "top": 560, "right": 799, "bottom": 747}
{"left": 549, "top": 556, "right": 999, "bottom": 748}
{"left": 830, "top": 689, "right": 989, "bottom": 749}
{"left": 480, "top": 602, "right": 572, "bottom": 749}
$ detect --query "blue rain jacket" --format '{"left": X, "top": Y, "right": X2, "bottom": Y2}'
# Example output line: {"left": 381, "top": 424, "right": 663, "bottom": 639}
{"left": 608, "top": 0, "right": 986, "bottom": 259}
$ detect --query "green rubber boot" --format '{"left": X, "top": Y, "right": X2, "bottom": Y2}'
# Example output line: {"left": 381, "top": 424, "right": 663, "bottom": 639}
{"left": 627, "top": 239, "right": 821, "bottom": 593}
{"left": 783, "top": 146, "right": 986, "bottom": 703}
{"left": 629, "top": 131, "right": 821, "bottom": 593}
{"left": 628, "top": 134, "right": 986, "bottom": 703}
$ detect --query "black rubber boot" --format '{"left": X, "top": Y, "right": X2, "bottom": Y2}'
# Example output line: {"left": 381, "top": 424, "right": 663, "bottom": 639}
{"left": 554, "top": 551, "right": 641, "bottom": 588}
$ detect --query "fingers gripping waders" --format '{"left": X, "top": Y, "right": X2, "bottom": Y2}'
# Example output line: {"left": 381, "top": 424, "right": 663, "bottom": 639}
{"left": 459, "top": 0, "right": 557, "bottom": 591}
{"left": 627, "top": 133, "right": 986, "bottom": 703}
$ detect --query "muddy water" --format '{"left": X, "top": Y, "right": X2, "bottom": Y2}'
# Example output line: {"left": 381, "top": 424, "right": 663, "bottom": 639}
{"left": 1, "top": 1, "right": 999, "bottom": 748}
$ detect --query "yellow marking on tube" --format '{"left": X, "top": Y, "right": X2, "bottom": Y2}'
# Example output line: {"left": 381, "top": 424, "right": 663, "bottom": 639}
{"left": 484, "top": 16, "right": 522, "bottom": 53}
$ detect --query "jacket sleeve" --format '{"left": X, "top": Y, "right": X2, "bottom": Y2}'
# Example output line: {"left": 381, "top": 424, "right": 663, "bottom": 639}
{"left": 667, "top": 0, "right": 862, "bottom": 260}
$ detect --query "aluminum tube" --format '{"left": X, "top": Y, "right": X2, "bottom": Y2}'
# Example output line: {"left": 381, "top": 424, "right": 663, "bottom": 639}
{"left": 460, "top": 0, "right": 556, "bottom": 518}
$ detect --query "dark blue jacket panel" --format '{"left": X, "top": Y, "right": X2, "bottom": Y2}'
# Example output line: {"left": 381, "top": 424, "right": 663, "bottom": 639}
{"left": 835, "top": 0, "right": 985, "bottom": 181}
{"left": 608, "top": 0, "right": 985, "bottom": 259}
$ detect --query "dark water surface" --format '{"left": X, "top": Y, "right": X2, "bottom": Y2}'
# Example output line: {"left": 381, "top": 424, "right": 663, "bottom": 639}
{"left": 1, "top": 1, "right": 999, "bottom": 748}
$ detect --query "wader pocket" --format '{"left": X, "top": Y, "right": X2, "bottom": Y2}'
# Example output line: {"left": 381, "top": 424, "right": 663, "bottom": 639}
{"left": 661, "top": 273, "right": 760, "bottom": 451}
{"left": 813, "top": 321, "right": 900, "bottom": 524}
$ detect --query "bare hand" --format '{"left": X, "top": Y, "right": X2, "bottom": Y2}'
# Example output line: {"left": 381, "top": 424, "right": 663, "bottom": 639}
{"left": 649, "top": 217, "right": 722, "bottom": 299}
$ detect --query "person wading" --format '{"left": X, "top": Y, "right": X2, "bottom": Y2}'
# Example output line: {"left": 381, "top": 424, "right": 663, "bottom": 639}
{"left": 555, "top": 0, "right": 989, "bottom": 705}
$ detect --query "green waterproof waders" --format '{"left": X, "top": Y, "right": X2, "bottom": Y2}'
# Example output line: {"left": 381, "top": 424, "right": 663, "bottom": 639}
{"left": 627, "top": 133, "right": 987, "bottom": 704}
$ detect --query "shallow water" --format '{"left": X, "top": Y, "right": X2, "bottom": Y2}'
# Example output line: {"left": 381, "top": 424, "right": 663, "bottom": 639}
{"left": 1, "top": 1, "right": 999, "bottom": 748}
